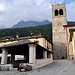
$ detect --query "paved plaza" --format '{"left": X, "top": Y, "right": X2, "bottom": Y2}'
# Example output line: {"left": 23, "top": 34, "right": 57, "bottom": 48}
{"left": 0, "top": 60, "right": 75, "bottom": 75}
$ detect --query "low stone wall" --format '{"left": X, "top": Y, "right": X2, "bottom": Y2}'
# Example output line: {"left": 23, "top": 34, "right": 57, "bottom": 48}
{"left": 0, "top": 64, "right": 13, "bottom": 70}
{"left": 34, "top": 58, "right": 52, "bottom": 69}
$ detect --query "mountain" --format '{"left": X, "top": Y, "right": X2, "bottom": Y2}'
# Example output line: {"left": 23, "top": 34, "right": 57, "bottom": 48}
{"left": 0, "top": 25, "right": 5, "bottom": 29}
{"left": 12, "top": 20, "right": 51, "bottom": 28}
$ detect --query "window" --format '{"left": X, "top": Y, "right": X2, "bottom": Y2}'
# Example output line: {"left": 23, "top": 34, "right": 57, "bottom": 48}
{"left": 15, "top": 55, "right": 24, "bottom": 60}
{"left": 59, "top": 9, "right": 63, "bottom": 15}
{"left": 47, "top": 51, "right": 51, "bottom": 58}
{"left": 55, "top": 9, "right": 58, "bottom": 16}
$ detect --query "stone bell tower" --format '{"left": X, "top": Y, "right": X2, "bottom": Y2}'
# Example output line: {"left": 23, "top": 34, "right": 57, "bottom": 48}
{"left": 52, "top": 3, "right": 67, "bottom": 59}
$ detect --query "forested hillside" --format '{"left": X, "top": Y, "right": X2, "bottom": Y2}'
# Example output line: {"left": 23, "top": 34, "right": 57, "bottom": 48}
{"left": 0, "top": 24, "right": 52, "bottom": 41}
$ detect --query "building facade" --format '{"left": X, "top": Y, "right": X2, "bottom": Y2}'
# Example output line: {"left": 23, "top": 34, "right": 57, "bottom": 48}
{"left": 63, "top": 25, "right": 75, "bottom": 60}
{"left": 52, "top": 3, "right": 67, "bottom": 59}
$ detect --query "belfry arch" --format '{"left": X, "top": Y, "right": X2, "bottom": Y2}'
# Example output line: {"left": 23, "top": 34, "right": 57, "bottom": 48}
{"left": 59, "top": 9, "right": 63, "bottom": 15}
{"left": 55, "top": 9, "right": 58, "bottom": 16}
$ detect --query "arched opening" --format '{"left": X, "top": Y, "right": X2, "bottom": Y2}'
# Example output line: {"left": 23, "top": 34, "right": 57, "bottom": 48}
{"left": 59, "top": 9, "right": 63, "bottom": 15}
{"left": 55, "top": 9, "right": 58, "bottom": 16}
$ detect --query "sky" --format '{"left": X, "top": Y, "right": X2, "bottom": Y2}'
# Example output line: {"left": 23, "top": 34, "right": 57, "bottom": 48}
{"left": 0, "top": 0, "right": 75, "bottom": 28}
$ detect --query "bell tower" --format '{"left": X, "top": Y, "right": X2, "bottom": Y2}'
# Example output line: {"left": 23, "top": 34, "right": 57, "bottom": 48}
{"left": 52, "top": 3, "right": 67, "bottom": 59}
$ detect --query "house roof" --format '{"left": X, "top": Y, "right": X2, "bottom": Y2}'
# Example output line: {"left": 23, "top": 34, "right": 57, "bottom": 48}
{"left": 0, "top": 39, "right": 32, "bottom": 48}
{"left": 0, "top": 35, "right": 53, "bottom": 45}
{"left": 63, "top": 25, "right": 75, "bottom": 28}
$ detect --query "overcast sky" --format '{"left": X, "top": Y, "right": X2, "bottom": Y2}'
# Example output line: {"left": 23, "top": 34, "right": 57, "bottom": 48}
{"left": 0, "top": 0, "right": 75, "bottom": 28}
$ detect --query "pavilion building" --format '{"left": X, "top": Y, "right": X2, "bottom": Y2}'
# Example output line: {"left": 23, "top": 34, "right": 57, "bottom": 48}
{"left": 0, "top": 34, "right": 53, "bottom": 69}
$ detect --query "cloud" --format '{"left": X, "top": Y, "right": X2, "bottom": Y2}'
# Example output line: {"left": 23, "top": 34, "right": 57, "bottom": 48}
{"left": 66, "top": 1, "right": 75, "bottom": 21}
{"left": 0, "top": 0, "right": 52, "bottom": 28}
{"left": 0, "top": 0, "right": 75, "bottom": 28}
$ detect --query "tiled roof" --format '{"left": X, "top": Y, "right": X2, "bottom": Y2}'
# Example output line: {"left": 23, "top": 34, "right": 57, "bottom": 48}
{"left": 0, "top": 39, "right": 32, "bottom": 48}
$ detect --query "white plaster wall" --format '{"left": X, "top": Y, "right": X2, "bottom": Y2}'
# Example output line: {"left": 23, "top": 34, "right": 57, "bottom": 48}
{"left": 29, "top": 38, "right": 43, "bottom": 47}
{"left": 65, "top": 26, "right": 75, "bottom": 59}
{"left": 29, "top": 38, "right": 52, "bottom": 51}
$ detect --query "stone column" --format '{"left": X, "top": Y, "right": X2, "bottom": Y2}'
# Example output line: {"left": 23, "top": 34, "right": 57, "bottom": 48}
{"left": 69, "top": 42, "right": 73, "bottom": 60}
{"left": 1, "top": 48, "right": 8, "bottom": 64}
{"left": 50, "top": 53, "right": 53, "bottom": 63}
{"left": 11, "top": 54, "right": 15, "bottom": 62}
{"left": 43, "top": 50, "right": 47, "bottom": 59}
{"left": 72, "top": 32, "right": 75, "bottom": 59}
{"left": 28, "top": 44, "right": 36, "bottom": 63}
